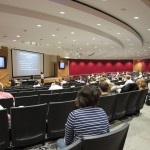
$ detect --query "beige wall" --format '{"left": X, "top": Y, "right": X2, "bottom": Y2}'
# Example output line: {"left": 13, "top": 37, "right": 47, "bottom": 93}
{"left": 44, "top": 54, "right": 57, "bottom": 77}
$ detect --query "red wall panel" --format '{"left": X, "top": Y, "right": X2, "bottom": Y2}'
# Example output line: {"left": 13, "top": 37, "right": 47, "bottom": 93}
{"left": 69, "top": 59, "right": 133, "bottom": 76}
{"left": 142, "top": 59, "right": 150, "bottom": 72}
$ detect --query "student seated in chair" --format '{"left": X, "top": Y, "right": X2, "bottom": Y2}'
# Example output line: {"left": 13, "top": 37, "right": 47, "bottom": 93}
{"left": 56, "top": 85, "right": 110, "bottom": 149}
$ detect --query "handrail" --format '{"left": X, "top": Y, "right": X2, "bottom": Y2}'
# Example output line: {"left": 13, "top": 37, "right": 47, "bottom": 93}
{"left": 0, "top": 73, "right": 9, "bottom": 80}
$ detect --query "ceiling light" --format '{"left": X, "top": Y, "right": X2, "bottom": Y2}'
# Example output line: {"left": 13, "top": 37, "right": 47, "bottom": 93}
{"left": 46, "top": 44, "right": 50, "bottom": 46}
{"left": 16, "top": 35, "right": 20, "bottom": 38}
{"left": 71, "top": 32, "right": 75, "bottom": 34}
{"left": 73, "top": 40, "right": 76, "bottom": 42}
{"left": 144, "top": 50, "right": 146, "bottom": 51}
{"left": 130, "top": 43, "right": 134, "bottom": 45}
{"left": 92, "top": 38, "right": 95, "bottom": 40}
{"left": 60, "top": 11, "right": 65, "bottom": 14}
{"left": 148, "top": 47, "right": 150, "bottom": 48}
{"left": 52, "top": 34, "right": 56, "bottom": 37}
{"left": 37, "top": 24, "right": 42, "bottom": 27}
{"left": 58, "top": 42, "right": 61, "bottom": 44}
{"left": 86, "top": 43, "right": 89, "bottom": 45}
{"left": 148, "top": 29, "right": 150, "bottom": 31}
{"left": 97, "top": 23, "right": 101, "bottom": 26}
{"left": 80, "top": 48, "right": 82, "bottom": 49}
{"left": 64, "top": 56, "right": 70, "bottom": 58}
{"left": 134, "top": 16, "right": 139, "bottom": 19}
{"left": 117, "top": 33, "right": 120, "bottom": 35}
{"left": 102, "top": 0, "right": 107, "bottom": 2}
{"left": 58, "top": 47, "right": 61, "bottom": 48}
{"left": 13, "top": 40, "right": 16, "bottom": 42}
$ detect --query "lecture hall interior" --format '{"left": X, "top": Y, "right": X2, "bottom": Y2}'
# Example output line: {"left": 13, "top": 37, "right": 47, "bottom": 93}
{"left": 0, "top": 0, "right": 150, "bottom": 150}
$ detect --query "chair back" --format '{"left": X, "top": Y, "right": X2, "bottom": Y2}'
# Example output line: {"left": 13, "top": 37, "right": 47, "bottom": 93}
{"left": 98, "top": 94, "right": 116, "bottom": 121}
{"left": 126, "top": 90, "right": 141, "bottom": 115}
{"left": 62, "top": 140, "right": 81, "bottom": 150}
{"left": 113, "top": 92, "right": 130, "bottom": 120}
{"left": 0, "top": 109, "right": 10, "bottom": 150}
{"left": 18, "top": 91, "right": 36, "bottom": 97}
{"left": 47, "top": 100, "right": 75, "bottom": 139}
{"left": 15, "top": 95, "right": 39, "bottom": 107}
{"left": 0, "top": 98, "right": 13, "bottom": 114}
{"left": 82, "top": 123, "right": 129, "bottom": 150}
{"left": 61, "top": 91, "right": 77, "bottom": 101}
{"left": 136, "top": 89, "right": 148, "bottom": 110}
{"left": 11, "top": 104, "right": 47, "bottom": 148}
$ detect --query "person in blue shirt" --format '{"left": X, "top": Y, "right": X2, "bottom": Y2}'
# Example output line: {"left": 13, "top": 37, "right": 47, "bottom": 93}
{"left": 56, "top": 85, "right": 110, "bottom": 149}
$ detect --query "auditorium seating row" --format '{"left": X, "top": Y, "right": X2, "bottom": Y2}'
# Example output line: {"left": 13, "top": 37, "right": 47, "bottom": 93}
{"left": 0, "top": 88, "right": 147, "bottom": 149}
{"left": 62, "top": 123, "right": 129, "bottom": 150}
{"left": 0, "top": 104, "right": 129, "bottom": 150}
{"left": 4, "top": 86, "right": 82, "bottom": 98}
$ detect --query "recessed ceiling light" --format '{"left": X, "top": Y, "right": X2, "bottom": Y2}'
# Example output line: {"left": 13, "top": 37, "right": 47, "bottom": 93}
{"left": 13, "top": 40, "right": 16, "bottom": 42}
{"left": 16, "top": 35, "right": 20, "bottom": 38}
{"left": 64, "top": 56, "right": 70, "bottom": 58}
{"left": 148, "top": 29, "right": 150, "bottom": 31}
{"left": 58, "top": 42, "right": 61, "bottom": 44}
{"left": 71, "top": 32, "right": 75, "bottom": 34}
{"left": 86, "top": 43, "right": 89, "bottom": 45}
{"left": 37, "top": 24, "right": 42, "bottom": 27}
{"left": 102, "top": 0, "right": 107, "bottom": 2}
{"left": 144, "top": 50, "right": 146, "bottom": 51}
{"left": 94, "top": 47, "right": 97, "bottom": 49}
{"left": 58, "top": 47, "right": 61, "bottom": 48}
{"left": 60, "top": 11, "right": 65, "bottom": 14}
{"left": 73, "top": 40, "right": 76, "bottom": 42}
{"left": 134, "top": 16, "right": 139, "bottom": 19}
{"left": 130, "top": 43, "right": 134, "bottom": 45}
{"left": 148, "top": 47, "right": 150, "bottom": 48}
{"left": 80, "top": 48, "right": 82, "bottom": 49}
{"left": 52, "top": 34, "right": 56, "bottom": 37}
{"left": 97, "top": 23, "right": 101, "bottom": 26}
{"left": 127, "top": 38, "right": 130, "bottom": 41}
{"left": 92, "top": 38, "right": 95, "bottom": 40}
{"left": 46, "top": 44, "right": 50, "bottom": 46}
{"left": 117, "top": 33, "right": 121, "bottom": 35}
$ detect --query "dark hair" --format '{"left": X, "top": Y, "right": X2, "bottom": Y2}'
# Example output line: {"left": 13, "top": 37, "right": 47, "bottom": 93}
{"left": 99, "top": 81, "right": 109, "bottom": 92}
{"left": 75, "top": 85, "right": 100, "bottom": 108}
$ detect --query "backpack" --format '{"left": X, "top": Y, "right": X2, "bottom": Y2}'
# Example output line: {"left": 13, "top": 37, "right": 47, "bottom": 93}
{"left": 145, "top": 95, "right": 150, "bottom": 106}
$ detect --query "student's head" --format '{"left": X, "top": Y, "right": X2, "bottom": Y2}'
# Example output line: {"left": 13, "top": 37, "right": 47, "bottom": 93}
{"left": 55, "top": 79, "right": 60, "bottom": 85}
{"left": 75, "top": 85, "right": 100, "bottom": 108}
{"left": 0, "top": 82, "right": 4, "bottom": 92}
{"left": 136, "top": 78, "right": 147, "bottom": 90}
{"left": 126, "top": 75, "right": 131, "bottom": 80}
{"left": 34, "top": 80, "right": 39, "bottom": 85}
{"left": 99, "top": 81, "right": 109, "bottom": 93}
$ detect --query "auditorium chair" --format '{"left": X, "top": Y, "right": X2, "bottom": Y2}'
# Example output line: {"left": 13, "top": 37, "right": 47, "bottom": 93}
{"left": 0, "top": 97, "right": 14, "bottom": 114}
{"left": 65, "top": 87, "right": 76, "bottom": 92}
{"left": 15, "top": 95, "right": 39, "bottom": 107}
{"left": 136, "top": 89, "right": 148, "bottom": 112}
{"left": 0, "top": 109, "right": 10, "bottom": 150}
{"left": 51, "top": 89, "right": 65, "bottom": 94}
{"left": 18, "top": 90, "right": 37, "bottom": 97}
{"left": 126, "top": 90, "right": 141, "bottom": 115}
{"left": 82, "top": 123, "right": 129, "bottom": 150}
{"left": 47, "top": 100, "right": 75, "bottom": 139}
{"left": 62, "top": 140, "right": 81, "bottom": 150}
{"left": 112, "top": 92, "right": 130, "bottom": 120}
{"left": 61, "top": 91, "right": 77, "bottom": 101}
{"left": 98, "top": 94, "right": 117, "bottom": 122}
{"left": 10, "top": 104, "right": 47, "bottom": 148}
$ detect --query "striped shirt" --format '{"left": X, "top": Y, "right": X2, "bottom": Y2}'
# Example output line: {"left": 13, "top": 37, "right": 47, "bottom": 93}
{"left": 65, "top": 107, "right": 110, "bottom": 145}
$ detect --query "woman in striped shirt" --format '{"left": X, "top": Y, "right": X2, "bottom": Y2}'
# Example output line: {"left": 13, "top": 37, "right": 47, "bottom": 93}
{"left": 56, "top": 85, "right": 110, "bottom": 149}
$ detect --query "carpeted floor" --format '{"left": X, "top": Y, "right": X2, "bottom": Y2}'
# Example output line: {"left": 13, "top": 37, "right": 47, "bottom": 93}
{"left": 28, "top": 104, "right": 150, "bottom": 150}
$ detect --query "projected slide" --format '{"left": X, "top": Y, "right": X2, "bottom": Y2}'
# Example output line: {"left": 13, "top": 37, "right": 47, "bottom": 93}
{"left": 12, "top": 49, "right": 44, "bottom": 77}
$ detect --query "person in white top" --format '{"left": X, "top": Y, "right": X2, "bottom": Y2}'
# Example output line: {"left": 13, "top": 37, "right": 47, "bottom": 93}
{"left": 124, "top": 75, "right": 134, "bottom": 85}
{"left": 40, "top": 72, "right": 44, "bottom": 84}
{"left": 49, "top": 80, "right": 63, "bottom": 90}
{"left": 61, "top": 78, "right": 67, "bottom": 86}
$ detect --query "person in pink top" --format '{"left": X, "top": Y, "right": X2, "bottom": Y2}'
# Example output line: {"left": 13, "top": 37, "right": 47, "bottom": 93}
{"left": 0, "top": 82, "right": 14, "bottom": 100}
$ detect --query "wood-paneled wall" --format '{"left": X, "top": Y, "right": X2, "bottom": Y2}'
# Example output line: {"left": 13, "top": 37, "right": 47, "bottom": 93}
{"left": 0, "top": 46, "right": 10, "bottom": 86}
{"left": 57, "top": 56, "right": 69, "bottom": 79}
